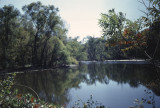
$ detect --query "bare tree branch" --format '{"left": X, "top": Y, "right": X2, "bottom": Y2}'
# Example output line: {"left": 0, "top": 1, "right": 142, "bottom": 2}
{"left": 138, "top": 9, "right": 148, "bottom": 16}
{"left": 137, "top": 0, "right": 149, "bottom": 9}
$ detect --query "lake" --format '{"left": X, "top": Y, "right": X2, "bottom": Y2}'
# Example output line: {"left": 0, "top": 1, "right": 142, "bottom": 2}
{"left": 14, "top": 61, "right": 160, "bottom": 108}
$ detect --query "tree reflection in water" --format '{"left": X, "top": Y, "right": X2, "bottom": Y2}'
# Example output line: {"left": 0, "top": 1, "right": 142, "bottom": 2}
{"left": 14, "top": 68, "right": 81, "bottom": 105}
{"left": 14, "top": 62, "right": 160, "bottom": 107}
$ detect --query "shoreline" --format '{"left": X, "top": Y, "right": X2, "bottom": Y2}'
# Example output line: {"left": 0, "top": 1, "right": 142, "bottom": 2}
{"left": 0, "top": 59, "right": 150, "bottom": 75}
{"left": 80, "top": 59, "right": 150, "bottom": 64}
{"left": 0, "top": 65, "right": 70, "bottom": 75}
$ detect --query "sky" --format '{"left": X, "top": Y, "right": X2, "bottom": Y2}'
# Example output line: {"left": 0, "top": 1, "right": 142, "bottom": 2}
{"left": 0, "top": 0, "right": 145, "bottom": 40}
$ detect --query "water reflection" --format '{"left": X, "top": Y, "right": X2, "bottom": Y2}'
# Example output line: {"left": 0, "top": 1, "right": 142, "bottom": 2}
{"left": 14, "top": 68, "right": 81, "bottom": 105}
{"left": 78, "top": 63, "right": 160, "bottom": 92}
{"left": 14, "top": 62, "right": 160, "bottom": 107}
{"left": 80, "top": 63, "right": 160, "bottom": 95}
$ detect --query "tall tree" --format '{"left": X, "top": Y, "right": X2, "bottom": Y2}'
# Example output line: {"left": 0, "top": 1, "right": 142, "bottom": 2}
{"left": 99, "top": 9, "right": 127, "bottom": 41}
{"left": 139, "top": 0, "right": 160, "bottom": 60}
{"left": 22, "top": 2, "right": 65, "bottom": 67}
{"left": 0, "top": 5, "right": 20, "bottom": 69}
{"left": 98, "top": 9, "right": 128, "bottom": 59}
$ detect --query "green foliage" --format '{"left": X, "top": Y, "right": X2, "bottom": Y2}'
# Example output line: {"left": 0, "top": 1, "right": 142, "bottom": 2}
{"left": 1, "top": 0, "right": 159, "bottom": 69}
{"left": 67, "top": 37, "right": 88, "bottom": 61}
{"left": 98, "top": 2, "right": 160, "bottom": 60}
{"left": 68, "top": 57, "right": 79, "bottom": 64}
{"left": 98, "top": 9, "right": 129, "bottom": 59}
{"left": 0, "top": 2, "right": 72, "bottom": 69}
{"left": 0, "top": 5, "right": 20, "bottom": 69}
{"left": 22, "top": 1, "right": 68, "bottom": 67}
{"left": 49, "top": 37, "right": 71, "bottom": 66}
{"left": 0, "top": 73, "right": 64, "bottom": 108}
{"left": 99, "top": 9, "right": 126, "bottom": 40}
{"left": 0, "top": 74, "right": 15, "bottom": 102}
{"left": 140, "top": 0, "right": 160, "bottom": 27}
{"left": 86, "top": 36, "right": 111, "bottom": 60}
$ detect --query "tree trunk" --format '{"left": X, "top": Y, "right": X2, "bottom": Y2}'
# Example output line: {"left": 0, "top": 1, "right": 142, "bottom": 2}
{"left": 32, "top": 32, "right": 38, "bottom": 67}
{"left": 40, "top": 37, "right": 49, "bottom": 67}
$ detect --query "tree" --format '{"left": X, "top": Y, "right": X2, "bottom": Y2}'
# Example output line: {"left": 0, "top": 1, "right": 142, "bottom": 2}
{"left": 0, "top": 2, "right": 72, "bottom": 69}
{"left": 0, "top": 5, "right": 20, "bottom": 69}
{"left": 48, "top": 37, "right": 70, "bottom": 67}
{"left": 22, "top": 2, "right": 68, "bottom": 67}
{"left": 23, "top": 2, "right": 53, "bottom": 66}
{"left": 66, "top": 37, "right": 87, "bottom": 63}
{"left": 139, "top": 0, "right": 160, "bottom": 60}
{"left": 86, "top": 36, "right": 109, "bottom": 60}
{"left": 98, "top": 9, "right": 128, "bottom": 59}
{"left": 98, "top": 9, "right": 149, "bottom": 59}
{"left": 120, "top": 20, "right": 147, "bottom": 58}
{"left": 14, "top": 26, "right": 32, "bottom": 67}
{"left": 99, "top": 9, "right": 127, "bottom": 40}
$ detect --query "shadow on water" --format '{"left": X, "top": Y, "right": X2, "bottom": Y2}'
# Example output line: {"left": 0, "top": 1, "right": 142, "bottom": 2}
{"left": 13, "top": 61, "right": 160, "bottom": 107}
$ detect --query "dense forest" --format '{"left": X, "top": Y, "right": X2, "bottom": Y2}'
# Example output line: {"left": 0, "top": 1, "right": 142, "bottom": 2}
{"left": 0, "top": 2, "right": 87, "bottom": 69}
{"left": 0, "top": 0, "right": 160, "bottom": 70}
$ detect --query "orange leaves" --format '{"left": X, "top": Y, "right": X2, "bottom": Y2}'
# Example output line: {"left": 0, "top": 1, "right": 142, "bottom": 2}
{"left": 30, "top": 96, "right": 34, "bottom": 103}
{"left": 34, "top": 104, "right": 40, "bottom": 108}
{"left": 123, "top": 29, "right": 129, "bottom": 37}
{"left": 16, "top": 94, "right": 22, "bottom": 100}
{"left": 136, "top": 33, "right": 143, "bottom": 41}
{"left": 10, "top": 91, "right": 60, "bottom": 108}
{"left": 106, "top": 40, "right": 135, "bottom": 48}
{"left": 136, "top": 32, "right": 147, "bottom": 47}
{"left": 137, "top": 33, "right": 142, "bottom": 38}
{"left": 118, "top": 41, "right": 134, "bottom": 45}
{"left": 105, "top": 28, "right": 147, "bottom": 53}
{"left": 123, "top": 28, "right": 134, "bottom": 38}
{"left": 127, "top": 41, "right": 133, "bottom": 44}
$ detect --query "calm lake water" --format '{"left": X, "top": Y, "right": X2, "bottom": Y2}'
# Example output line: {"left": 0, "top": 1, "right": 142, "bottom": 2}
{"left": 14, "top": 61, "right": 160, "bottom": 108}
